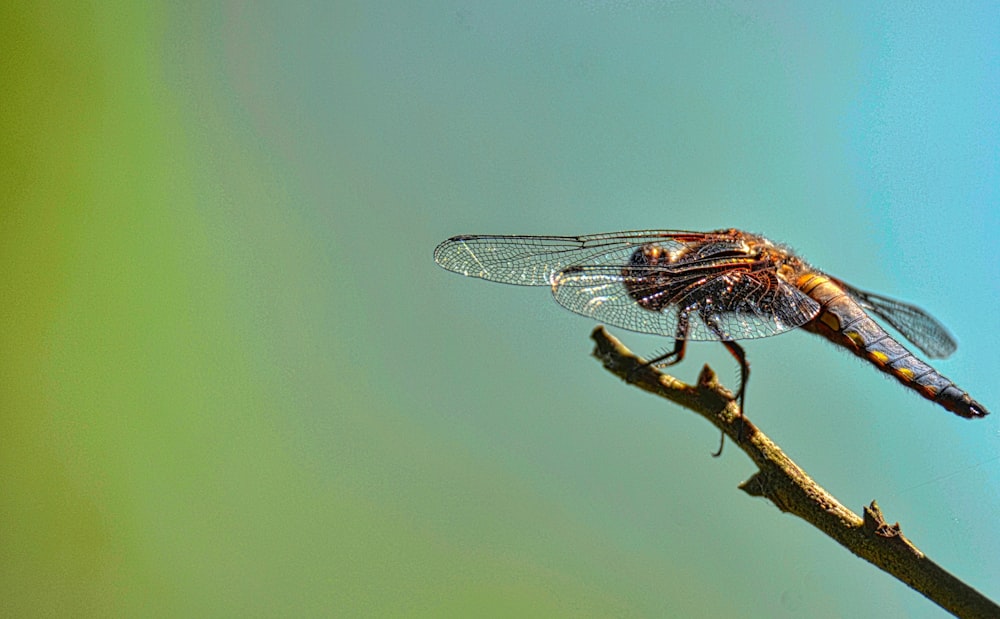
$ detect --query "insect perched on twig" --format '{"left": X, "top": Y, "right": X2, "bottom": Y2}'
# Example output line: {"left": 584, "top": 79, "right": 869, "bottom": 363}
{"left": 434, "top": 229, "right": 989, "bottom": 422}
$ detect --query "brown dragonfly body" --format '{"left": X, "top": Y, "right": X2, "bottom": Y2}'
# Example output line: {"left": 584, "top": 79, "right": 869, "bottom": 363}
{"left": 435, "top": 229, "right": 988, "bottom": 419}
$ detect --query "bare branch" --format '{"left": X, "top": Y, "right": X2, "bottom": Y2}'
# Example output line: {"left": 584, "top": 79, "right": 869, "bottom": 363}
{"left": 590, "top": 326, "right": 999, "bottom": 619}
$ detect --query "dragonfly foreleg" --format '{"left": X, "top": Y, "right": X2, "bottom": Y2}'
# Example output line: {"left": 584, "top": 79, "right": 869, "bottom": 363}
{"left": 645, "top": 338, "right": 687, "bottom": 368}
{"left": 630, "top": 311, "right": 690, "bottom": 378}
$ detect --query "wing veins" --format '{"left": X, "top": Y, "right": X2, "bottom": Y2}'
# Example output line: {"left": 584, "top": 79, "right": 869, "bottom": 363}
{"left": 433, "top": 231, "right": 734, "bottom": 285}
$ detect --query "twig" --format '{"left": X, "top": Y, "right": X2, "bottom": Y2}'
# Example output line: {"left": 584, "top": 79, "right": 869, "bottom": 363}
{"left": 590, "top": 326, "right": 999, "bottom": 619}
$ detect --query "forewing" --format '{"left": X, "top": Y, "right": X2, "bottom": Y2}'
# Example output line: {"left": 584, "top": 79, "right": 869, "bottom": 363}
{"left": 552, "top": 264, "right": 820, "bottom": 341}
{"left": 433, "top": 231, "right": 724, "bottom": 286}
{"left": 841, "top": 284, "right": 957, "bottom": 358}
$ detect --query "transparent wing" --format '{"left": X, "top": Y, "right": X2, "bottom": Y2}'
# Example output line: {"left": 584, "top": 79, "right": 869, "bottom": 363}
{"left": 840, "top": 283, "right": 957, "bottom": 359}
{"left": 433, "top": 231, "right": 733, "bottom": 286}
{"left": 552, "top": 263, "right": 820, "bottom": 342}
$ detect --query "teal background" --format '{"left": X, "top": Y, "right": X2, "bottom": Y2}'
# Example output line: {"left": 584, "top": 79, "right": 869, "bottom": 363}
{"left": 3, "top": 2, "right": 998, "bottom": 617}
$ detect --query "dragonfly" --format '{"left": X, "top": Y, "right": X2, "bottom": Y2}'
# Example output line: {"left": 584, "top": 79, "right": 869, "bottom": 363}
{"left": 434, "top": 229, "right": 989, "bottom": 422}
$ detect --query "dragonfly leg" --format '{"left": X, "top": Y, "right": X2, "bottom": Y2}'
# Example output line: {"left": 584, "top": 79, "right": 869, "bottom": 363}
{"left": 625, "top": 338, "right": 686, "bottom": 385}
{"left": 700, "top": 312, "right": 750, "bottom": 457}
{"left": 628, "top": 311, "right": 690, "bottom": 378}
{"left": 710, "top": 340, "right": 749, "bottom": 457}
{"left": 644, "top": 310, "right": 691, "bottom": 368}
{"left": 644, "top": 338, "right": 687, "bottom": 368}
{"left": 720, "top": 340, "right": 749, "bottom": 415}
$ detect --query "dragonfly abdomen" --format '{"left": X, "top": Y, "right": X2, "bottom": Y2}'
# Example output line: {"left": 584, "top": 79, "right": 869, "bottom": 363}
{"left": 796, "top": 273, "right": 988, "bottom": 419}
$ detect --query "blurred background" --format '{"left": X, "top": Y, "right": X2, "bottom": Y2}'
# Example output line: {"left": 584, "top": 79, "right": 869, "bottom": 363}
{"left": 3, "top": 2, "right": 998, "bottom": 617}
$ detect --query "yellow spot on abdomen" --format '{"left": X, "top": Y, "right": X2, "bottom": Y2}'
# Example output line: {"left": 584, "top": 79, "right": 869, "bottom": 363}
{"left": 820, "top": 312, "right": 840, "bottom": 331}
{"left": 844, "top": 331, "right": 864, "bottom": 348}
{"left": 868, "top": 351, "right": 888, "bottom": 366}
{"left": 894, "top": 366, "right": 915, "bottom": 381}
